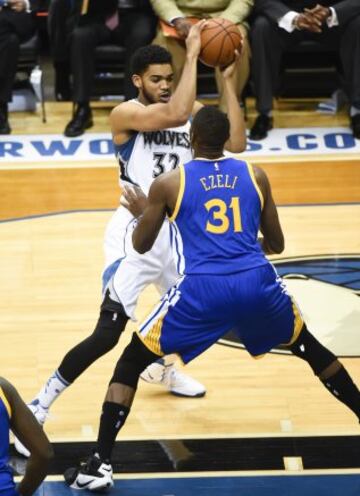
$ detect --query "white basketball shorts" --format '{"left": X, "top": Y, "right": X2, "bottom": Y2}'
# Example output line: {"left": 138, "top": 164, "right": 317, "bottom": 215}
{"left": 102, "top": 206, "right": 179, "bottom": 321}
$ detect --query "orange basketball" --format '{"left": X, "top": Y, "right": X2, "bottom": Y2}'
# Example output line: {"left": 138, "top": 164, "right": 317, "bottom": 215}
{"left": 199, "top": 18, "right": 242, "bottom": 68}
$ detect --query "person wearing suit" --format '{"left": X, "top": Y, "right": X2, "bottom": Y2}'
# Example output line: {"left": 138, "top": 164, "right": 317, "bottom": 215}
{"left": 47, "top": 0, "right": 79, "bottom": 102}
{"left": 0, "top": 0, "right": 38, "bottom": 134}
{"left": 250, "top": 0, "right": 360, "bottom": 140}
{"left": 150, "top": 0, "right": 253, "bottom": 113}
{"left": 62, "top": 0, "right": 157, "bottom": 137}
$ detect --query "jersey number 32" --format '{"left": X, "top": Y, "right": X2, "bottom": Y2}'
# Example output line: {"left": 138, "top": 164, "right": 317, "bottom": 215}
{"left": 152, "top": 152, "right": 180, "bottom": 178}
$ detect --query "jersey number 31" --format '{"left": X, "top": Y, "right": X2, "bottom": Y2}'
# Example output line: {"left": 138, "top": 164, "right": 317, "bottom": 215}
{"left": 205, "top": 197, "right": 242, "bottom": 234}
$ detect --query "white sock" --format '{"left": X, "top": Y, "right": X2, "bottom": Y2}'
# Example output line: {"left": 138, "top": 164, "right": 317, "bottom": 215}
{"left": 35, "top": 370, "right": 69, "bottom": 410}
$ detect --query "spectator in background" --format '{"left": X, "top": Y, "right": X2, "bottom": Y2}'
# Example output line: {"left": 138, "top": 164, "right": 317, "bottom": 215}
{"left": 0, "top": 376, "right": 53, "bottom": 495}
{"left": 150, "top": 0, "right": 253, "bottom": 113}
{"left": 250, "top": 0, "right": 360, "bottom": 140}
{"left": 0, "top": 0, "right": 38, "bottom": 134}
{"left": 48, "top": 0, "right": 79, "bottom": 102}
{"left": 62, "top": 0, "right": 157, "bottom": 137}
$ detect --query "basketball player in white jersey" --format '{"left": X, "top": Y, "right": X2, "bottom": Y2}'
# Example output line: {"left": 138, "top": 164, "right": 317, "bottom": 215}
{"left": 15, "top": 21, "right": 246, "bottom": 458}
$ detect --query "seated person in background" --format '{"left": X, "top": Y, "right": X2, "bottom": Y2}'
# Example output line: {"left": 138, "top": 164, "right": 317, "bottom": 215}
{"left": 150, "top": 0, "right": 253, "bottom": 113}
{"left": 250, "top": 0, "right": 360, "bottom": 140}
{"left": 0, "top": 376, "right": 53, "bottom": 495}
{"left": 48, "top": 0, "right": 79, "bottom": 101}
{"left": 0, "top": 0, "right": 38, "bottom": 134}
{"left": 63, "top": 0, "right": 157, "bottom": 137}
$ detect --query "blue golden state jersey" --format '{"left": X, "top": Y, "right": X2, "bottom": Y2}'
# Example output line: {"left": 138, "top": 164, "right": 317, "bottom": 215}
{"left": 169, "top": 156, "right": 267, "bottom": 275}
{"left": 0, "top": 386, "right": 18, "bottom": 496}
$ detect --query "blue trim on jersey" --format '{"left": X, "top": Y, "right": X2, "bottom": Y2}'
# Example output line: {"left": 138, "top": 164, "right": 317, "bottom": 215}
{"left": 114, "top": 133, "right": 138, "bottom": 163}
{"left": 102, "top": 258, "right": 123, "bottom": 292}
{"left": 113, "top": 134, "right": 138, "bottom": 184}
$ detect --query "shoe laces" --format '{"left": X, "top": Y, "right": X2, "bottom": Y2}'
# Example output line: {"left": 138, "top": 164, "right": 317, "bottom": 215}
{"left": 80, "top": 452, "right": 111, "bottom": 475}
{"left": 80, "top": 454, "right": 102, "bottom": 475}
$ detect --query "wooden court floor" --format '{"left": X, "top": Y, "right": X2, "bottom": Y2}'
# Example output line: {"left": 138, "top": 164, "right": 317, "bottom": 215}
{"left": 1, "top": 102, "right": 360, "bottom": 492}
{"left": 1, "top": 204, "right": 359, "bottom": 442}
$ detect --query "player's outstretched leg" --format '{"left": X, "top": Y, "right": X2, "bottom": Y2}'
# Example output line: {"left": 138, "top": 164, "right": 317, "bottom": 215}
{"left": 14, "top": 298, "right": 128, "bottom": 457}
{"left": 289, "top": 325, "right": 360, "bottom": 421}
{"left": 65, "top": 333, "right": 158, "bottom": 490}
{"left": 15, "top": 308, "right": 205, "bottom": 458}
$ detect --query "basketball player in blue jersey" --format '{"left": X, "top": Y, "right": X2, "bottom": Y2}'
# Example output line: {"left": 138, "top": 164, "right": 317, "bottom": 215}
{"left": 15, "top": 22, "right": 246, "bottom": 459}
{"left": 64, "top": 106, "right": 360, "bottom": 491}
{"left": 0, "top": 377, "right": 52, "bottom": 495}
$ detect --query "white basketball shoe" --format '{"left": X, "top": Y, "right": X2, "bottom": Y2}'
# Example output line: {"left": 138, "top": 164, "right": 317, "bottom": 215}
{"left": 140, "top": 362, "right": 206, "bottom": 398}
{"left": 14, "top": 400, "right": 49, "bottom": 457}
{"left": 64, "top": 453, "right": 114, "bottom": 492}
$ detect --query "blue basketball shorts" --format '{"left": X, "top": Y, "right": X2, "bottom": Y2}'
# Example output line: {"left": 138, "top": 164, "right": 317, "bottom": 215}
{"left": 137, "top": 263, "right": 304, "bottom": 363}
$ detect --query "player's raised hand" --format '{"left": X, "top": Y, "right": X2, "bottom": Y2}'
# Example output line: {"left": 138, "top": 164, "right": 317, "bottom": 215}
{"left": 219, "top": 49, "right": 241, "bottom": 80}
{"left": 185, "top": 19, "right": 208, "bottom": 59}
{"left": 120, "top": 185, "right": 148, "bottom": 218}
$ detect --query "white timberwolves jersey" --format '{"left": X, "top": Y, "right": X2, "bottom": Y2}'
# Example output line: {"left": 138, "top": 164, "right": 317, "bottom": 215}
{"left": 113, "top": 100, "right": 192, "bottom": 195}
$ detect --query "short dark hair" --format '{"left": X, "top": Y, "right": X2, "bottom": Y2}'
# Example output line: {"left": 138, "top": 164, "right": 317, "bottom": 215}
{"left": 191, "top": 106, "right": 230, "bottom": 150}
{"left": 131, "top": 45, "right": 172, "bottom": 75}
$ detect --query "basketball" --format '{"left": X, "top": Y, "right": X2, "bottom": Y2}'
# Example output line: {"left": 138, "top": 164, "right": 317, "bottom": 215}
{"left": 199, "top": 18, "right": 242, "bottom": 68}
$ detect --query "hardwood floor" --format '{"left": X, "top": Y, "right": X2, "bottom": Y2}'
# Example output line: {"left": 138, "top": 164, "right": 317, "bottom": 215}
{"left": 1, "top": 101, "right": 359, "bottom": 443}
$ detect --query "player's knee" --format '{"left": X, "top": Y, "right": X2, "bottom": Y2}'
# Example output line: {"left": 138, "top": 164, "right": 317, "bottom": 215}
{"left": 110, "top": 333, "right": 159, "bottom": 388}
{"left": 289, "top": 325, "right": 337, "bottom": 376}
{"left": 91, "top": 298, "right": 129, "bottom": 353}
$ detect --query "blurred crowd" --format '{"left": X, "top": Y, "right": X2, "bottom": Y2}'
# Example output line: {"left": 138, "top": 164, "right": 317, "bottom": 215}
{"left": 0, "top": 0, "right": 359, "bottom": 139}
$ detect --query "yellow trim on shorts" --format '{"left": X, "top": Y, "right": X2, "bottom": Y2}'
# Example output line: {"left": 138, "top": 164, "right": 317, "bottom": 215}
{"left": 168, "top": 164, "right": 185, "bottom": 222}
{"left": 285, "top": 300, "right": 304, "bottom": 346}
{"left": 0, "top": 386, "right": 11, "bottom": 418}
{"left": 136, "top": 315, "right": 165, "bottom": 357}
{"left": 246, "top": 162, "right": 264, "bottom": 210}
{"left": 136, "top": 331, "right": 163, "bottom": 357}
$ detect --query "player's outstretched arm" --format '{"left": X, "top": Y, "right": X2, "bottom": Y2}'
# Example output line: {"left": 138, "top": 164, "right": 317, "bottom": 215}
{"left": 220, "top": 51, "right": 247, "bottom": 153}
{"left": 253, "top": 166, "right": 284, "bottom": 254}
{"left": 110, "top": 21, "right": 207, "bottom": 135}
{"left": 0, "top": 377, "right": 53, "bottom": 496}
{"left": 121, "top": 175, "right": 170, "bottom": 254}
